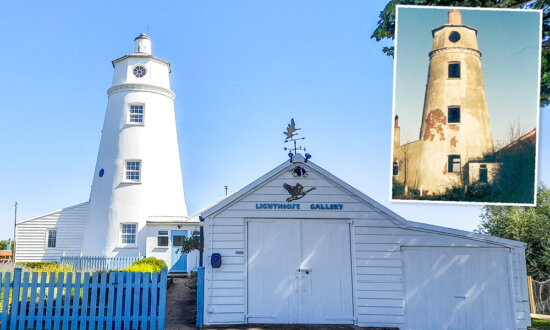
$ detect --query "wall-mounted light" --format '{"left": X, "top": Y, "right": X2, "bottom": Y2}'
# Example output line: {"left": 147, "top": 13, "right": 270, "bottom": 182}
{"left": 305, "top": 153, "right": 312, "bottom": 162}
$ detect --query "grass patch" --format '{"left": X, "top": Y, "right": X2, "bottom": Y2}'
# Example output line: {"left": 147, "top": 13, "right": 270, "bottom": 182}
{"left": 533, "top": 318, "right": 550, "bottom": 326}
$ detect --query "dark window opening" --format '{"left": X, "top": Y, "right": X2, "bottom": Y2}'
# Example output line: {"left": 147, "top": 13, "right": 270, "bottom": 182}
{"left": 448, "top": 155, "right": 461, "bottom": 173}
{"left": 479, "top": 164, "right": 488, "bottom": 183}
{"left": 448, "top": 63, "right": 460, "bottom": 78}
{"left": 448, "top": 107, "right": 460, "bottom": 123}
{"left": 393, "top": 161, "right": 399, "bottom": 176}
{"left": 172, "top": 235, "right": 185, "bottom": 247}
{"left": 157, "top": 236, "right": 169, "bottom": 247}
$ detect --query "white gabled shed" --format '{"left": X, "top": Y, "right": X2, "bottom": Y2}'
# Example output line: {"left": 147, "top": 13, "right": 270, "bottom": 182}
{"left": 199, "top": 154, "right": 530, "bottom": 329}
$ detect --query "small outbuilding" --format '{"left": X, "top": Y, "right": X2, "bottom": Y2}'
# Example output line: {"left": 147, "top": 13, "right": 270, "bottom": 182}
{"left": 198, "top": 153, "right": 530, "bottom": 329}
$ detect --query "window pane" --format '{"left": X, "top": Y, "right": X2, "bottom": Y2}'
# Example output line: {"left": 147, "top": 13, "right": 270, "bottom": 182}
{"left": 158, "top": 236, "right": 169, "bottom": 247}
{"left": 448, "top": 107, "right": 460, "bottom": 123}
{"left": 448, "top": 155, "right": 461, "bottom": 173}
{"left": 172, "top": 236, "right": 185, "bottom": 246}
{"left": 448, "top": 63, "right": 460, "bottom": 78}
{"left": 393, "top": 161, "right": 399, "bottom": 175}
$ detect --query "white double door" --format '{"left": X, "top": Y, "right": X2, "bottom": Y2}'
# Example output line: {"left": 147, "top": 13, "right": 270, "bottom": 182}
{"left": 247, "top": 219, "right": 354, "bottom": 324}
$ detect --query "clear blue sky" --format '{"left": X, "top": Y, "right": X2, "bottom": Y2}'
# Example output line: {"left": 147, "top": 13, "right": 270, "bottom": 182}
{"left": 395, "top": 6, "right": 541, "bottom": 146}
{"left": 0, "top": 1, "right": 548, "bottom": 241}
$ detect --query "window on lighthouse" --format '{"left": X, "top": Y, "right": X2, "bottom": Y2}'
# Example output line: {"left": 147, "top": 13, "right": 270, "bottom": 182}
{"left": 448, "top": 107, "right": 460, "bottom": 123}
{"left": 120, "top": 223, "right": 137, "bottom": 245}
{"left": 128, "top": 104, "right": 144, "bottom": 124}
{"left": 448, "top": 155, "right": 461, "bottom": 173}
{"left": 125, "top": 160, "right": 142, "bottom": 182}
{"left": 448, "top": 62, "right": 460, "bottom": 79}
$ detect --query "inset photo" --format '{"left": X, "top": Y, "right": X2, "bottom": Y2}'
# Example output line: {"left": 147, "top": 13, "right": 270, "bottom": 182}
{"left": 391, "top": 5, "right": 542, "bottom": 205}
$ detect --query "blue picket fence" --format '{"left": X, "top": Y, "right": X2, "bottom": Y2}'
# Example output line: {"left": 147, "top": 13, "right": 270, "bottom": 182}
{"left": 0, "top": 268, "right": 167, "bottom": 329}
{"left": 59, "top": 256, "right": 143, "bottom": 272}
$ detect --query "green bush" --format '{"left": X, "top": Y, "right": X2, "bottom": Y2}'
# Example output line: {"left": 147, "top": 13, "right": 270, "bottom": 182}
{"left": 18, "top": 262, "right": 74, "bottom": 273}
{"left": 125, "top": 263, "right": 161, "bottom": 273}
{"left": 125, "top": 257, "right": 166, "bottom": 272}
{"left": 132, "top": 257, "right": 167, "bottom": 269}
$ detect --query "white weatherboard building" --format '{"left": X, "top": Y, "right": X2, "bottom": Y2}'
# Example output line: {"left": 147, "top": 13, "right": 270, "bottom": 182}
{"left": 16, "top": 35, "right": 199, "bottom": 272}
{"left": 199, "top": 153, "right": 530, "bottom": 329}
{"left": 14, "top": 35, "right": 530, "bottom": 329}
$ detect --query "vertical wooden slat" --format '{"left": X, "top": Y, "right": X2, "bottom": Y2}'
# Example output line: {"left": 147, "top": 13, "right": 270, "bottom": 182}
{"left": 36, "top": 272, "right": 47, "bottom": 330}
{"left": 53, "top": 272, "right": 64, "bottom": 330}
{"left": 158, "top": 269, "right": 167, "bottom": 330}
{"left": 62, "top": 272, "right": 73, "bottom": 330}
{"left": 87, "top": 273, "right": 99, "bottom": 330}
{"left": 97, "top": 273, "right": 107, "bottom": 330}
{"left": 131, "top": 272, "right": 141, "bottom": 329}
{"left": 140, "top": 273, "right": 150, "bottom": 329}
{"left": 9, "top": 269, "right": 22, "bottom": 330}
{"left": 115, "top": 273, "right": 124, "bottom": 330}
{"left": 1, "top": 272, "right": 11, "bottom": 330}
{"left": 17, "top": 272, "right": 30, "bottom": 330}
{"left": 528, "top": 276, "right": 536, "bottom": 313}
{"left": 106, "top": 272, "right": 116, "bottom": 329}
{"left": 79, "top": 273, "right": 90, "bottom": 330}
{"left": 27, "top": 272, "right": 39, "bottom": 328}
{"left": 44, "top": 273, "right": 56, "bottom": 330}
{"left": 71, "top": 273, "right": 82, "bottom": 330}
{"left": 150, "top": 272, "right": 158, "bottom": 329}
{"left": 123, "top": 273, "right": 132, "bottom": 329}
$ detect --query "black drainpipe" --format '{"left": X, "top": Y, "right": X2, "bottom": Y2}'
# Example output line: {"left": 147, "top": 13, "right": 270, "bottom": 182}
{"left": 199, "top": 216, "right": 204, "bottom": 267}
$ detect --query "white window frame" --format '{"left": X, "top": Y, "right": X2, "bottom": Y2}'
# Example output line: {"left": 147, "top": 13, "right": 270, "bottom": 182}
{"left": 45, "top": 228, "right": 57, "bottom": 249}
{"left": 124, "top": 160, "right": 142, "bottom": 183}
{"left": 157, "top": 230, "right": 169, "bottom": 247}
{"left": 119, "top": 223, "right": 138, "bottom": 247}
{"left": 127, "top": 103, "right": 145, "bottom": 126}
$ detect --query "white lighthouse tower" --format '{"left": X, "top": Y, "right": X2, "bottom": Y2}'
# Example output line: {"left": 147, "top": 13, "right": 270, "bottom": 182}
{"left": 81, "top": 34, "right": 188, "bottom": 257}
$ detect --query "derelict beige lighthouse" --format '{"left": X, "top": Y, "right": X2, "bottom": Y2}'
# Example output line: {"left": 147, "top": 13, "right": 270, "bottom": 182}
{"left": 414, "top": 9, "right": 494, "bottom": 194}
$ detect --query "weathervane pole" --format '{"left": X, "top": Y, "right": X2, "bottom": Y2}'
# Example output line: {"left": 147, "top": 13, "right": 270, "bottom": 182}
{"left": 283, "top": 118, "right": 306, "bottom": 159}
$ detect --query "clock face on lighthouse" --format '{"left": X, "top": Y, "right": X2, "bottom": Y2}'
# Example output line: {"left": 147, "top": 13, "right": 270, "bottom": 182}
{"left": 133, "top": 65, "right": 147, "bottom": 78}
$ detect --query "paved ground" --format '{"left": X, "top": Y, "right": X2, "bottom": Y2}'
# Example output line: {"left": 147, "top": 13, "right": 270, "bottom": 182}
{"left": 165, "top": 277, "right": 197, "bottom": 330}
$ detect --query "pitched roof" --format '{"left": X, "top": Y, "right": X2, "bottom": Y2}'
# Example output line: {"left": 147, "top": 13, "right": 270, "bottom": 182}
{"left": 200, "top": 154, "right": 526, "bottom": 248}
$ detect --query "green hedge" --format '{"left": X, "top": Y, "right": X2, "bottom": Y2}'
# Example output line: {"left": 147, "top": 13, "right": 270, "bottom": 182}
{"left": 125, "top": 257, "right": 167, "bottom": 272}
{"left": 18, "top": 262, "right": 74, "bottom": 272}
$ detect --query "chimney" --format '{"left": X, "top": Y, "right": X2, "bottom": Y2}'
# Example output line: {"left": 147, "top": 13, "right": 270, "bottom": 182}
{"left": 448, "top": 9, "right": 461, "bottom": 25}
{"left": 394, "top": 115, "right": 401, "bottom": 149}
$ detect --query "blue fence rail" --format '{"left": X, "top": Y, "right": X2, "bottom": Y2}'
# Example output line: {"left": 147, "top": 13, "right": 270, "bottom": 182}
{"left": 0, "top": 268, "right": 167, "bottom": 329}
{"left": 59, "top": 256, "right": 143, "bottom": 272}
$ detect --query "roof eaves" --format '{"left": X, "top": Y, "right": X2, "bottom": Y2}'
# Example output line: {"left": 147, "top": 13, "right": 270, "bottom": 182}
{"left": 404, "top": 220, "right": 526, "bottom": 248}
{"left": 200, "top": 160, "right": 294, "bottom": 218}
{"left": 17, "top": 201, "right": 90, "bottom": 225}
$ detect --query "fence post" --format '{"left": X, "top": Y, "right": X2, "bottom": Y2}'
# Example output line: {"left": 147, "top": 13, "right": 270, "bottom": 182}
{"left": 9, "top": 268, "right": 22, "bottom": 330}
{"left": 528, "top": 276, "right": 536, "bottom": 314}
{"left": 196, "top": 267, "right": 204, "bottom": 327}
{"left": 158, "top": 269, "right": 168, "bottom": 329}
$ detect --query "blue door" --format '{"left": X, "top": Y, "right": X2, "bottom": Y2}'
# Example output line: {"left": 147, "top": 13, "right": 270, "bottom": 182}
{"left": 171, "top": 230, "right": 188, "bottom": 272}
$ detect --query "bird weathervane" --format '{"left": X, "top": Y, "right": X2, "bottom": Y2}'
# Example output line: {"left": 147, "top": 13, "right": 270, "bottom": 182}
{"left": 283, "top": 118, "right": 306, "bottom": 157}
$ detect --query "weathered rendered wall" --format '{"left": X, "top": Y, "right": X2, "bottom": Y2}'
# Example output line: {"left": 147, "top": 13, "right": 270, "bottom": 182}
{"left": 393, "top": 140, "right": 421, "bottom": 189}
{"left": 415, "top": 11, "right": 494, "bottom": 194}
